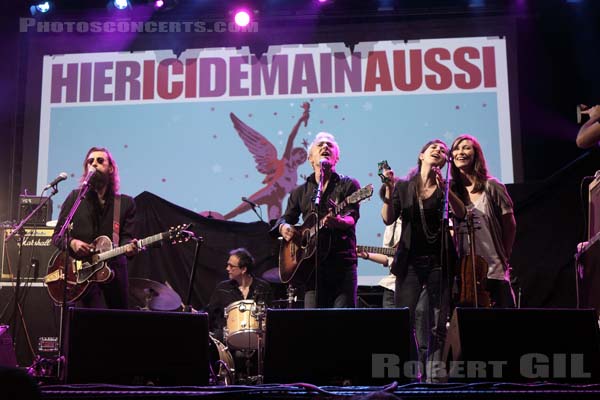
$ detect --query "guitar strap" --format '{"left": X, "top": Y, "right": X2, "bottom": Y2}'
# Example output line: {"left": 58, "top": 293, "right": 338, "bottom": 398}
{"left": 112, "top": 194, "right": 121, "bottom": 247}
{"left": 390, "top": 219, "right": 397, "bottom": 245}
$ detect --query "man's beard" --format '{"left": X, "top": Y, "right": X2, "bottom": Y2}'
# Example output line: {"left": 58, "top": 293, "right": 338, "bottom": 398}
{"left": 90, "top": 170, "right": 110, "bottom": 191}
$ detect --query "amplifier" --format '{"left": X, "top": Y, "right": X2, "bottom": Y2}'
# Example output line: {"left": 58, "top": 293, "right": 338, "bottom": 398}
{"left": 589, "top": 176, "right": 600, "bottom": 240}
{"left": 18, "top": 196, "right": 53, "bottom": 226}
{"left": 1, "top": 228, "right": 55, "bottom": 283}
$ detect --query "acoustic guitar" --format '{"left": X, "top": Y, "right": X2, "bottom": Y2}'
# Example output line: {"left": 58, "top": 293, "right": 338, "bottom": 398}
{"left": 278, "top": 184, "right": 373, "bottom": 284}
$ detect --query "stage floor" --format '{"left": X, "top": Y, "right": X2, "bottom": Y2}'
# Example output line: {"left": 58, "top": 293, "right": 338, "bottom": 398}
{"left": 37, "top": 381, "right": 600, "bottom": 400}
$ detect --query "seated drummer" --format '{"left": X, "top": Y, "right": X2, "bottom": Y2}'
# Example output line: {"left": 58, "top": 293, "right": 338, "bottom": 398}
{"left": 205, "top": 247, "right": 272, "bottom": 342}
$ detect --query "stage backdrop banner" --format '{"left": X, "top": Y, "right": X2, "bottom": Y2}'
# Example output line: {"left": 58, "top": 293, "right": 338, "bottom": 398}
{"left": 38, "top": 37, "right": 512, "bottom": 285}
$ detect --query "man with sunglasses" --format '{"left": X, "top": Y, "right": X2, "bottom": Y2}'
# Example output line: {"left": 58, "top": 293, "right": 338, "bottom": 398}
{"left": 51, "top": 147, "right": 138, "bottom": 309}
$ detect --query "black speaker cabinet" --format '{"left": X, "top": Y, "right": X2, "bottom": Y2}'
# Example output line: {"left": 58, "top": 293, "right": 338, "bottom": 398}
{"left": 263, "top": 308, "right": 411, "bottom": 385}
{"left": 1, "top": 227, "right": 55, "bottom": 283}
{"left": 65, "top": 308, "right": 209, "bottom": 385}
{"left": 579, "top": 237, "right": 600, "bottom": 318}
{"left": 444, "top": 308, "right": 600, "bottom": 382}
{"left": 18, "top": 195, "right": 53, "bottom": 226}
{"left": 0, "top": 286, "right": 59, "bottom": 367}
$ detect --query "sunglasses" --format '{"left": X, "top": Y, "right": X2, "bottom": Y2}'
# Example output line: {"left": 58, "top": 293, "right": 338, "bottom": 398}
{"left": 226, "top": 262, "right": 242, "bottom": 269}
{"left": 87, "top": 157, "right": 106, "bottom": 165}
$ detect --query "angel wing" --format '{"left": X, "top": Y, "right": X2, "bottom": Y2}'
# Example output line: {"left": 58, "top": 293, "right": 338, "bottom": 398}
{"left": 230, "top": 113, "right": 279, "bottom": 176}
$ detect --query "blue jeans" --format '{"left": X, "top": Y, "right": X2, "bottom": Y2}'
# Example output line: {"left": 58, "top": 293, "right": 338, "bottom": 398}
{"left": 382, "top": 288, "right": 395, "bottom": 308}
{"left": 395, "top": 256, "right": 450, "bottom": 381}
{"left": 304, "top": 255, "right": 357, "bottom": 308}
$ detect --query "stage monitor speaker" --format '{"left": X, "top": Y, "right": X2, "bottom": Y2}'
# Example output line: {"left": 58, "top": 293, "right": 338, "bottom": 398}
{"left": 444, "top": 308, "right": 600, "bottom": 382}
{"left": 263, "top": 308, "right": 411, "bottom": 385}
{"left": 65, "top": 308, "right": 209, "bottom": 386}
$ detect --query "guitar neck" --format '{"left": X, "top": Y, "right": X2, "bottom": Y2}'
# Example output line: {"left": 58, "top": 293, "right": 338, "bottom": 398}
{"left": 97, "top": 231, "right": 167, "bottom": 262}
{"left": 310, "top": 184, "right": 373, "bottom": 235}
{"left": 357, "top": 245, "right": 396, "bottom": 257}
{"left": 333, "top": 198, "right": 349, "bottom": 216}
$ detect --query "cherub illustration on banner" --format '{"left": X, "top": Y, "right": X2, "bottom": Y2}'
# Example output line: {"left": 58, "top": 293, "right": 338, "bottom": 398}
{"left": 224, "top": 102, "right": 310, "bottom": 222}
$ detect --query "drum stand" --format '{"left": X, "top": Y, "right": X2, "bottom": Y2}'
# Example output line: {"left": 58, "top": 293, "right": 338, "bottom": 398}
{"left": 256, "top": 310, "right": 265, "bottom": 384}
{"left": 238, "top": 307, "right": 266, "bottom": 385}
{"left": 286, "top": 285, "right": 297, "bottom": 308}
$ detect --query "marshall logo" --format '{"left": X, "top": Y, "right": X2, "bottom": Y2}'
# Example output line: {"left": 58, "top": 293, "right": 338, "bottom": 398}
{"left": 1, "top": 228, "right": 55, "bottom": 283}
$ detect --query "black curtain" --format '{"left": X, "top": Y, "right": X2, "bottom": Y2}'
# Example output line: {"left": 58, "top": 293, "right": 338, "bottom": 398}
{"left": 509, "top": 150, "right": 600, "bottom": 307}
{"left": 128, "top": 192, "right": 279, "bottom": 310}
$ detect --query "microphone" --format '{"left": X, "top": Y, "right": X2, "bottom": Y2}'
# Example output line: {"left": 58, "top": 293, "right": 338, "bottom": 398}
{"left": 82, "top": 166, "right": 97, "bottom": 186}
{"left": 242, "top": 197, "right": 264, "bottom": 222}
{"left": 43, "top": 172, "right": 68, "bottom": 190}
{"left": 242, "top": 197, "right": 258, "bottom": 208}
{"left": 320, "top": 158, "right": 332, "bottom": 170}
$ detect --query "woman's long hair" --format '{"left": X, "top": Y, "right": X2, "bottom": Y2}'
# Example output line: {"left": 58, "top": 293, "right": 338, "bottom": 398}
{"left": 450, "top": 135, "right": 489, "bottom": 202}
{"left": 405, "top": 139, "right": 448, "bottom": 181}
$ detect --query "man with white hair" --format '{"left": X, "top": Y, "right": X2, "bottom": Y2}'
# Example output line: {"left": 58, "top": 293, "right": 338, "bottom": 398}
{"left": 276, "top": 132, "right": 361, "bottom": 308}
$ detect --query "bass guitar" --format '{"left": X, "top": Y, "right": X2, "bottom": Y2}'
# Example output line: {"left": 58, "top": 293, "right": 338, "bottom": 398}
{"left": 44, "top": 224, "right": 191, "bottom": 305}
{"left": 279, "top": 184, "right": 373, "bottom": 284}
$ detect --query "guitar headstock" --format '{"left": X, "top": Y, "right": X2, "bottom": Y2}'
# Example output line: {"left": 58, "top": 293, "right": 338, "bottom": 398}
{"left": 168, "top": 223, "right": 194, "bottom": 244}
{"left": 346, "top": 184, "right": 374, "bottom": 205}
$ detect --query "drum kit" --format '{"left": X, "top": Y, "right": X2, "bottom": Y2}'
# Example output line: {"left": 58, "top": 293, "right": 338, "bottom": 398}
{"left": 211, "top": 268, "right": 302, "bottom": 385}
{"left": 128, "top": 268, "right": 300, "bottom": 386}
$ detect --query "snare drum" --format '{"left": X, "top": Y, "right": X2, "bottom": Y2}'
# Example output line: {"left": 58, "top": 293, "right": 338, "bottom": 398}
{"left": 208, "top": 335, "right": 235, "bottom": 386}
{"left": 223, "top": 300, "right": 265, "bottom": 350}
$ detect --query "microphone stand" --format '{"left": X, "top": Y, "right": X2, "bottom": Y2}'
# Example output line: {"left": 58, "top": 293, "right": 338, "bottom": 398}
{"left": 241, "top": 198, "right": 264, "bottom": 222}
{"left": 312, "top": 168, "right": 327, "bottom": 308}
{"left": 440, "top": 164, "right": 452, "bottom": 291}
{"left": 184, "top": 232, "right": 204, "bottom": 312}
{"left": 53, "top": 180, "right": 93, "bottom": 381}
{"left": 5, "top": 187, "right": 58, "bottom": 360}
{"left": 249, "top": 205, "right": 264, "bottom": 223}
{"left": 425, "top": 163, "right": 452, "bottom": 380}
{"left": 433, "top": 162, "right": 453, "bottom": 378}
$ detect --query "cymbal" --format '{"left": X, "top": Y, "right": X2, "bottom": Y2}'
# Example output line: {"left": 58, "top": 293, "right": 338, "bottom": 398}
{"left": 261, "top": 267, "right": 281, "bottom": 283}
{"left": 129, "top": 278, "right": 182, "bottom": 311}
